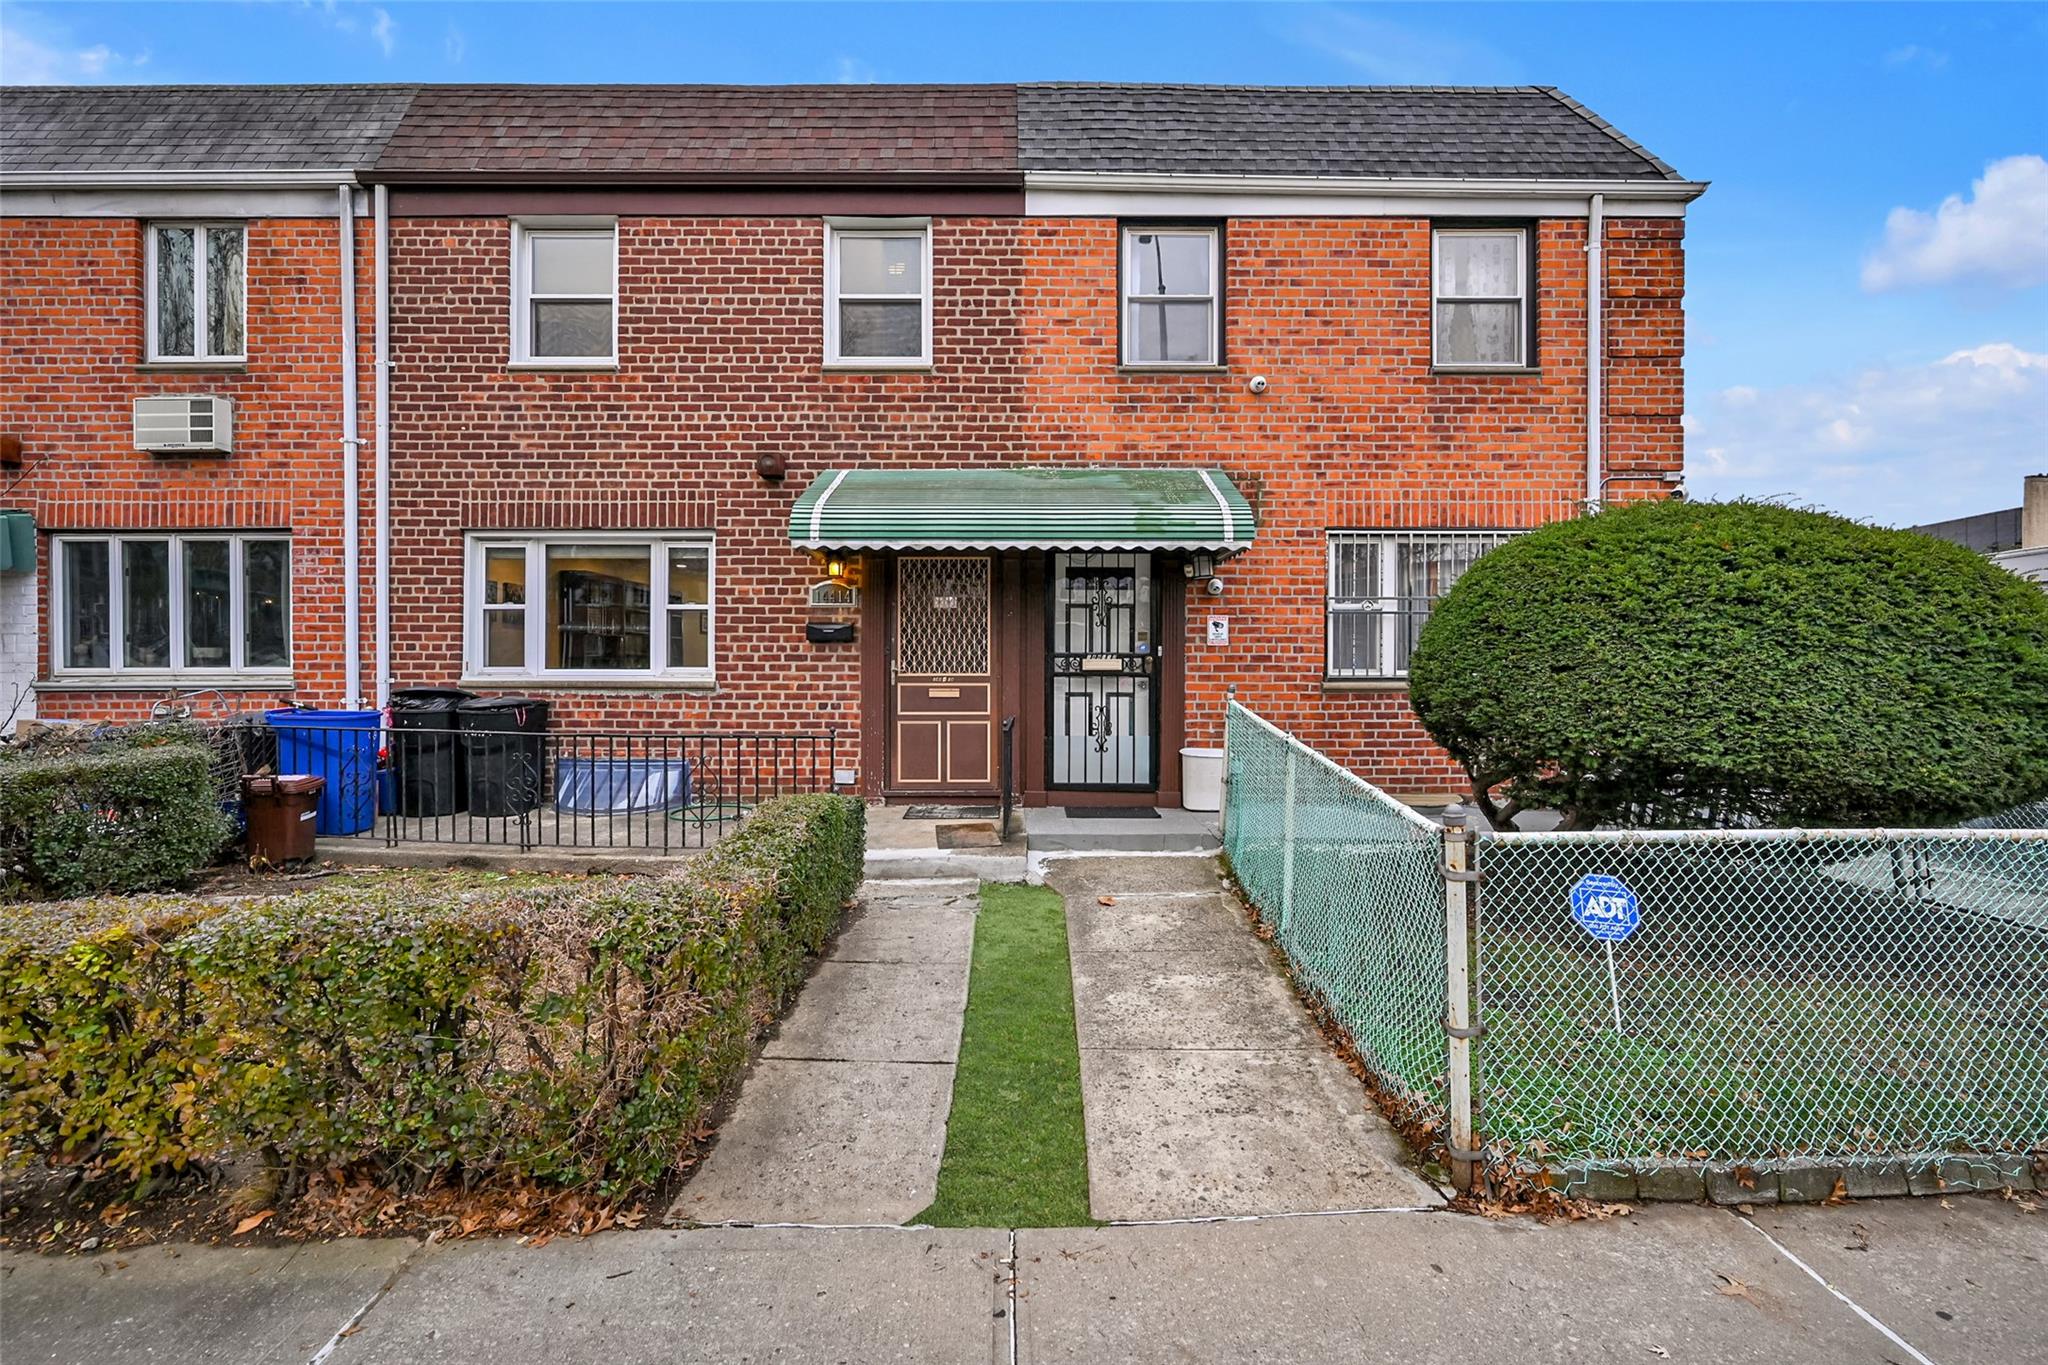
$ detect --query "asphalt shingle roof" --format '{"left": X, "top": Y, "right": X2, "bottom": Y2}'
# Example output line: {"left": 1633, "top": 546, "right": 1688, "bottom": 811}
{"left": 0, "top": 82, "right": 1688, "bottom": 186}
{"left": 371, "top": 84, "right": 1019, "bottom": 181}
{"left": 0, "top": 84, "right": 418, "bottom": 174}
{"left": 1017, "top": 84, "right": 1684, "bottom": 181}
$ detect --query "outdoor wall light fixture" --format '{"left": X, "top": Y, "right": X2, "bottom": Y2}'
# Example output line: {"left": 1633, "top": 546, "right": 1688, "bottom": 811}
{"left": 754, "top": 451, "right": 787, "bottom": 482}
{"left": 825, "top": 553, "right": 850, "bottom": 582}
{"left": 1183, "top": 552, "right": 1218, "bottom": 580}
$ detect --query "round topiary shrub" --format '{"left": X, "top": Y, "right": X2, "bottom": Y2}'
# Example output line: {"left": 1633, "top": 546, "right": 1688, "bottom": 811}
{"left": 1406, "top": 499, "right": 2048, "bottom": 830}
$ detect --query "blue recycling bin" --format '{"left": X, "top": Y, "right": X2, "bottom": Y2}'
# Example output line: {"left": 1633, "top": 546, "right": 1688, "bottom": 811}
{"left": 266, "top": 708, "right": 382, "bottom": 836}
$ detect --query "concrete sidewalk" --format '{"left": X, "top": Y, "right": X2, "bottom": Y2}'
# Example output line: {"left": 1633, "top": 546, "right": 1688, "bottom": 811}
{"left": 1046, "top": 855, "right": 1441, "bottom": 1220}
{"left": 669, "top": 877, "right": 977, "bottom": 1226}
{"left": 5, "top": 1199, "right": 2039, "bottom": 1364}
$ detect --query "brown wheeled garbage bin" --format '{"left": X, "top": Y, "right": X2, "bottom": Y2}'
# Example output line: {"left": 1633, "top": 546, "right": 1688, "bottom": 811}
{"left": 242, "top": 774, "right": 326, "bottom": 865}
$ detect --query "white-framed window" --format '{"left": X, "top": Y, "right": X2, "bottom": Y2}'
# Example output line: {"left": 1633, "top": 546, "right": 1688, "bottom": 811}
{"left": 1122, "top": 225, "right": 1219, "bottom": 367}
{"left": 823, "top": 221, "right": 931, "bottom": 367}
{"left": 52, "top": 533, "right": 290, "bottom": 676}
{"left": 465, "top": 533, "right": 715, "bottom": 681}
{"left": 146, "top": 223, "right": 246, "bottom": 363}
{"left": 511, "top": 221, "right": 617, "bottom": 365}
{"left": 1326, "top": 530, "right": 1514, "bottom": 680}
{"left": 1432, "top": 227, "right": 1529, "bottom": 369}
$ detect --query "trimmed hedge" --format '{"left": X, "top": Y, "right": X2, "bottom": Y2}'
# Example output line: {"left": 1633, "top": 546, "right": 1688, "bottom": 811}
{"left": 0, "top": 793, "right": 864, "bottom": 1199}
{"left": 0, "top": 742, "right": 233, "bottom": 898}
{"left": 1408, "top": 500, "right": 2048, "bottom": 829}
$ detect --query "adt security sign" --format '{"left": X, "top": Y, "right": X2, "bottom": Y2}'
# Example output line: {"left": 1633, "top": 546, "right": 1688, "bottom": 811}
{"left": 1569, "top": 874, "right": 1641, "bottom": 943}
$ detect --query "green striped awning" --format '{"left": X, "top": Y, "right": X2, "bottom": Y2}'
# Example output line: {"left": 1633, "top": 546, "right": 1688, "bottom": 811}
{"left": 788, "top": 466, "right": 1255, "bottom": 553}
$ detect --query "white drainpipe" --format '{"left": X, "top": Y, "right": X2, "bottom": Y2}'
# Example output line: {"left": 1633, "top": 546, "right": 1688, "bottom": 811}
{"left": 337, "top": 184, "right": 362, "bottom": 708}
{"left": 372, "top": 183, "right": 392, "bottom": 711}
{"left": 1586, "top": 193, "right": 1605, "bottom": 510}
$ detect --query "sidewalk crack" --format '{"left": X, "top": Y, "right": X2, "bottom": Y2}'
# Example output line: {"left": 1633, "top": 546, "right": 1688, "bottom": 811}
{"left": 306, "top": 1238, "right": 428, "bottom": 1364}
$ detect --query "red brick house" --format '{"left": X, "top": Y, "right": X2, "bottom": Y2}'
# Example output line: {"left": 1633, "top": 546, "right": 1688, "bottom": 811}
{"left": 0, "top": 83, "right": 1699, "bottom": 808}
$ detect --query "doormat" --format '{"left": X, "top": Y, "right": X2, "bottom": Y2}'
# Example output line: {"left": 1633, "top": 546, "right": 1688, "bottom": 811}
{"left": 1063, "top": 806, "right": 1161, "bottom": 819}
{"left": 906, "top": 804, "right": 1000, "bottom": 821}
{"left": 936, "top": 821, "right": 1002, "bottom": 849}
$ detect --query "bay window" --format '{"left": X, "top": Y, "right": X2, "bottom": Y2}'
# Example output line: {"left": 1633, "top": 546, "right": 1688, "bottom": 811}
{"left": 466, "top": 534, "right": 715, "bottom": 680}
{"left": 54, "top": 533, "right": 290, "bottom": 676}
{"left": 1326, "top": 530, "right": 1513, "bottom": 680}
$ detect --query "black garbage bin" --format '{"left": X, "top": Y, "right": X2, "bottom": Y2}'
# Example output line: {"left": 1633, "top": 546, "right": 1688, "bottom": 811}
{"left": 390, "top": 686, "right": 475, "bottom": 817}
{"left": 459, "top": 696, "right": 550, "bottom": 817}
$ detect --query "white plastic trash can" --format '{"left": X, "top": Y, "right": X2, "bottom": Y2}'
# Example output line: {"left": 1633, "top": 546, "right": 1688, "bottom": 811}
{"left": 1180, "top": 746, "right": 1225, "bottom": 812}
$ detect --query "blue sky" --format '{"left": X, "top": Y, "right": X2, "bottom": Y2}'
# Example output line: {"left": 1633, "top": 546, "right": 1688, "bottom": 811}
{"left": 6, "top": 1, "right": 2044, "bottom": 526}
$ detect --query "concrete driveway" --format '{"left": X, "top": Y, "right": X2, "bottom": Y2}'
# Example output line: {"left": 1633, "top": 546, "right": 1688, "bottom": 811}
{"left": 1045, "top": 854, "right": 1441, "bottom": 1220}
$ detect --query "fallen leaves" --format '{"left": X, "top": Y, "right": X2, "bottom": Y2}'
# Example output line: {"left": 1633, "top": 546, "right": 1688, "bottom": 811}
{"left": 1714, "top": 1273, "right": 1758, "bottom": 1303}
{"left": 1096, "top": 895, "right": 1117, "bottom": 907}
{"left": 230, "top": 1210, "right": 274, "bottom": 1236}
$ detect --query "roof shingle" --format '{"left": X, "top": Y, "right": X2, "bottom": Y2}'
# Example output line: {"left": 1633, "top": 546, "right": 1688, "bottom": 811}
{"left": 1017, "top": 84, "right": 1684, "bottom": 181}
{"left": 372, "top": 84, "right": 1018, "bottom": 182}
{"left": 0, "top": 84, "right": 417, "bottom": 174}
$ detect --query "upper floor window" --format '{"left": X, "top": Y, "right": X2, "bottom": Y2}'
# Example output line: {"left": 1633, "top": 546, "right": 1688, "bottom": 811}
{"left": 824, "top": 222, "right": 931, "bottom": 367}
{"left": 1122, "top": 226, "right": 1219, "bottom": 367}
{"left": 54, "top": 532, "right": 290, "bottom": 677}
{"left": 1432, "top": 227, "right": 1529, "bottom": 369}
{"left": 1326, "top": 529, "right": 1513, "bottom": 680}
{"left": 147, "top": 223, "right": 245, "bottom": 363}
{"left": 512, "top": 222, "right": 616, "bottom": 365}
{"left": 466, "top": 533, "right": 715, "bottom": 681}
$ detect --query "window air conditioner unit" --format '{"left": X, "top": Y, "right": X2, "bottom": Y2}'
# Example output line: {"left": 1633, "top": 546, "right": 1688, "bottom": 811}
{"left": 134, "top": 395, "right": 233, "bottom": 455}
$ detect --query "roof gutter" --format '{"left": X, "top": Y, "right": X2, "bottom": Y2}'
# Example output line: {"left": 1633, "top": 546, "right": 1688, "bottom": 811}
{"left": 0, "top": 168, "right": 363, "bottom": 190}
{"left": 360, "top": 169, "right": 1025, "bottom": 188}
{"left": 1023, "top": 170, "right": 1708, "bottom": 201}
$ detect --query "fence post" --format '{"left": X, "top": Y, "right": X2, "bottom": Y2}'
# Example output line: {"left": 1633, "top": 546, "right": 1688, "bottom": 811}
{"left": 1217, "top": 685, "right": 1236, "bottom": 847}
{"left": 1441, "top": 802, "right": 1478, "bottom": 1195}
{"left": 1278, "top": 743, "right": 1298, "bottom": 939}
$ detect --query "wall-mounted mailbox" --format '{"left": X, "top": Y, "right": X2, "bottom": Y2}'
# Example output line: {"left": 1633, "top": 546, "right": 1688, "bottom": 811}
{"left": 806, "top": 622, "right": 856, "bottom": 645}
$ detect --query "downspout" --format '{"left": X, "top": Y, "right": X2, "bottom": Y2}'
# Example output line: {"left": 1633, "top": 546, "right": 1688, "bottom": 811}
{"left": 1586, "top": 193, "right": 1605, "bottom": 510}
{"left": 336, "top": 184, "right": 362, "bottom": 708}
{"left": 372, "top": 183, "right": 392, "bottom": 711}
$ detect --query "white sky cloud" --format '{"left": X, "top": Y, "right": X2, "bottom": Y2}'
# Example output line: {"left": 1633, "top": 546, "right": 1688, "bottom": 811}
{"left": 370, "top": 7, "right": 395, "bottom": 59}
{"left": 1687, "top": 343, "right": 2048, "bottom": 526}
{"left": 0, "top": 12, "right": 149, "bottom": 84}
{"left": 832, "top": 55, "right": 878, "bottom": 84}
{"left": 1862, "top": 155, "right": 2048, "bottom": 292}
{"left": 443, "top": 21, "right": 466, "bottom": 65}
{"left": 1284, "top": 7, "right": 1502, "bottom": 83}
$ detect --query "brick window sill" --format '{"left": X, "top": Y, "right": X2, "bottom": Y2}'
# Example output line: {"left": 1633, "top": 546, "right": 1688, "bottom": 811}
{"left": 1117, "top": 365, "right": 1230, "bottom": 376}
{"left": 1430, "top": 366, "right": 1543, "bottom": 378}
{"left": 508, "top": 361, "right": 618, "bottom": 373}
{"left": 136, "top": 362, "right": 248, "bottom": 374}
{"left": 1322, "top": 678, "right": 1410, "bottom": 694}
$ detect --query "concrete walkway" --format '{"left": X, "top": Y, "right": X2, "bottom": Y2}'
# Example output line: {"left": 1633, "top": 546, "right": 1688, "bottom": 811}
{"left": 670, "top": 877, "right": 977, "bottom": 1226}
{"left": 6, "top": 1199, "right": 2040, "bottom": 1364}
{"left": 1045, "top": 855, "right": 1442, "bottom": 1221}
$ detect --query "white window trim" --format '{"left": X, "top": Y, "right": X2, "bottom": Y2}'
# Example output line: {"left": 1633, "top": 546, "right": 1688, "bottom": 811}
{"left": 1324, "top": 529, "right": 1514, "bottom": 681}
{"left": 50, "top": 532, "right": 292, "bottom": 680}
{"left": 509, "top": 219, "right": 619, "bottom": 367}
{"left": 1430, "top": 226, "right": 1530, "bottom": 370}
{"left": 463, "top": 532, "right": 716, "bottom": 683}
{"left": 144, "top": 221, "right": 247, "bottom": 364}
{"left": 822, "top": 220, "right": 933, "bottom": 369}
{"left": 1120, "top": 225, "right": 1221, "bottom": 368}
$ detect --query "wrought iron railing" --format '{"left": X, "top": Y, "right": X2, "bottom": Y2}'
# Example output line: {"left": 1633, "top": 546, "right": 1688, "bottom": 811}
{"left": 234, "top": 724, "right": 837, "bottom": 854}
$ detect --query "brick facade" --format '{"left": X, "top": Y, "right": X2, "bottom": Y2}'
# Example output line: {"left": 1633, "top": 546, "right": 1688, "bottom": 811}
{"left": 0, "top": 214, "right": 372, "bottom": 724}
{"left": 5, "top": 208, "right": 1684, "bottom": 796}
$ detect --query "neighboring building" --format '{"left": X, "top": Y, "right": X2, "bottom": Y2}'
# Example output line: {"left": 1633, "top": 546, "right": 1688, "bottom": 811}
{"left": 1914, "top": 474, "right": 2048, "bottom": 587}
{"left": 0, "top": 83, "right": 1700, "bottom": 800}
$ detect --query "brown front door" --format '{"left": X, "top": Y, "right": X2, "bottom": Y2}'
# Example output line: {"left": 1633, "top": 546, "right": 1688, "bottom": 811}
{"left": 891, "top": 554, "right": 995, "bottom": 792}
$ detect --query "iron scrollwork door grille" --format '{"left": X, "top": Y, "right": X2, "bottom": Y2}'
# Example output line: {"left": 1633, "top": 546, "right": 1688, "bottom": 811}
{"left": 1049, "top": 551, "right": 1157, "bottom": 790}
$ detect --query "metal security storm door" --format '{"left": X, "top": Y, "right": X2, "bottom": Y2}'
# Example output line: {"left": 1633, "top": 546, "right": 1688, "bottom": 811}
{"left": 891, "top": 555, "right": 995, "bottom": 792}
{"left": 1050, "top": 552, "right": 1157, "bottom": 790}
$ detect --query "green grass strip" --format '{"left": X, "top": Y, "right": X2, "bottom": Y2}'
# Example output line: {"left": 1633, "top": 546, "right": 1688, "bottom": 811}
{"left": 916, "top": 883, "right": 1095, "bottom": 1228}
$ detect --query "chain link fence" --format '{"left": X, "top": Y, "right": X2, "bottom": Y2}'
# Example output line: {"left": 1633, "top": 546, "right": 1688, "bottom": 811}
{"left": 1222, "top": 701, "right": 1450, "bottom": 1136}
{"left": 1223, "top": 698, "right": 2048, "bottom": 1195}
{"left": 1474, "top": 827, "right": 2048, "bottom": 1185}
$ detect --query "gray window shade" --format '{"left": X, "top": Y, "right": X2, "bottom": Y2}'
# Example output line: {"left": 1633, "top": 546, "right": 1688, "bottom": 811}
{"left": 530, "top": 233, "right": 612, "bottom": 294}
{"left": 837, "top": 235, "right": 923, "bottom": 295}
{"left": 154, "top": 226, "right": 195, "bottom": 357}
